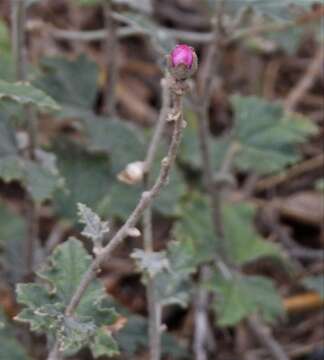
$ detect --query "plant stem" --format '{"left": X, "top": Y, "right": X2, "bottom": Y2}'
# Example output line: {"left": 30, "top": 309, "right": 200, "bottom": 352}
{"left": 11, "top": 0, "right": 38, "bottom": 278}
{"left": 144, "top": 78, "right": 170, "bottom": 172}
{"left": 102, "top": 1, "right": 118, "bottom": 116}
{"left": 48, "top": 75, "right": 187, "bottom": 359}
{"left": 195, "top": 10, "right": 289, "bottom": 360}
{"left": 47, "top": 343, "right": 62, "bottom": 360}
{"left": 142, "top": 77, "right": 170, "bottom": 360}
{"left": 11, "top": 0, "right": 27, "bottom": 80}
{"left": 284, "top": 46, "right": 324, "bottom": 113}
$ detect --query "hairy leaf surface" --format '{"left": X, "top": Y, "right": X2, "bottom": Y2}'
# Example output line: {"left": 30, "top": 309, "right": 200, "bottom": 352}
{"left": 16, "top": 238, "right": 119, "bottom": 357}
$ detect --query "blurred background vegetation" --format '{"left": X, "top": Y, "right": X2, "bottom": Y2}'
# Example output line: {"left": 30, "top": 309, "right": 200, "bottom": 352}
{"left": 0, "top": 1, "right": 323, "bottom": 359}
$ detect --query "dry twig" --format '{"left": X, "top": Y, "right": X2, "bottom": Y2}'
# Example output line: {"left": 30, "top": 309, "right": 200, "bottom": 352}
{"left": 284, "top": 47, "right": 324, "bottom": 113}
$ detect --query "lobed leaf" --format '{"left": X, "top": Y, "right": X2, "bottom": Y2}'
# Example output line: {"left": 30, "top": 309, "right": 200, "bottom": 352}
{"left": 77, "top": 203, "right": 110, "bottom": 245}
{"left": 180, "top": 97, "right": 317, "bottom": 175}
{"left": 15, "top": 238, "right": 120, "bottom": 357}
{"left": 208, "top": 273, "right": 284, "bottom": 326}
{"left": 231, "top": 95, "right": 318, "bottom": 174}
{"left": 174, "top": 193, "right": 281, "bottom": 269}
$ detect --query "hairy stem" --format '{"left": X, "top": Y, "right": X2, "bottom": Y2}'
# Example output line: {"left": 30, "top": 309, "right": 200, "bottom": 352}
{"left": 11, "top": 0, "right": 38, "bottom": 278}
{"left": 143, "top": 77, "right": 170, "bottom": 360}
{"left": 102, "top": 1, "right": 118, "bottom": 116}
{"left": 11, "top": 0, "right": 26, "bottom": 80}
{"left": 48, "top": 76, "right": 187, "bottom": 359}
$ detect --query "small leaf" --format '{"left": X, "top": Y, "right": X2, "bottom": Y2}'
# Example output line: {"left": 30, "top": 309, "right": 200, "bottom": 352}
{"left": 24, "top": 160, "right": 63, "bottom": 202}
{"left": 155, "top": 271, "right": 191, "bottom": 308}
{"left": 0, "top": 80, "right": 60, "bottom": 112}
{"left": 77, "top": 203, "right": 109, "bottom": 244}
{"left": 131, "top": 249, "right": 170, "bottom": 278}
{"left": 90, "top": 328, "right": 119, "bottom": 358}
{"left": 209, "top": 273, "right": 284, "bottom": 326}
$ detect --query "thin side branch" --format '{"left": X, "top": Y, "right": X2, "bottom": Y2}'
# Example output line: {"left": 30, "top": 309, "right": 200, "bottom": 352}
{"left": 144, "top": 78, "right": 170, "bottom": 172}
{"left": 50, "top": 26, "right": 214, "bottom": 43}
{"left": 246, "top": 317, "right": 290, "bottom": 360}
{"left": 284, "top": 46, "right": 324, "bottom": 113}
{"left": 48, "top": 7, "right": 323, "bottom": 45}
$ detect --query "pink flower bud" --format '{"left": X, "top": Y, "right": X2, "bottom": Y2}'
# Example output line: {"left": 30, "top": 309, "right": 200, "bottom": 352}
{"left": 171, "top": 44, "right": 194, "bottom": 69}
{"left": 168, "top": 44, "right": 198, "bottom": 81}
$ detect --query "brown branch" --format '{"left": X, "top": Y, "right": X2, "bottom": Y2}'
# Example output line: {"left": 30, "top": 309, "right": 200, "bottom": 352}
{"left": 102, "top": 1, "right": 118, "bottom": 116}
{"left": 246, "top": 317, "right": 290, "bottom": 360}
{"left": 284, "top": 46, "right": 324, "bottom": 113}
{"left": 11, "top": 0, "right": 27, "bottom": 80}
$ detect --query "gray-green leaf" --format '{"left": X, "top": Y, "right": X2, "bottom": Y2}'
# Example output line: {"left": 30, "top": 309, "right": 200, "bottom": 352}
{"left": 209, "top": 273, "right": 284, "bottom": 326}
{"left": 0, "top": 80, "right": 60, "bottom": 112}
{"left": 15, "top": 238, "right": 120, "bottom": 357}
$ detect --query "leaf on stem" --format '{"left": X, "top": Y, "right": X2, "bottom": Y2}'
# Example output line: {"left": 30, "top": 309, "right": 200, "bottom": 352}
{"left": 131, "top": 249, "right": 170, "bottom": 278}
{"left": 15, "top": 238, "right": 120, "bottom": 357}
{"left": 77, "top": 203, "right": 110, "bottom": 246}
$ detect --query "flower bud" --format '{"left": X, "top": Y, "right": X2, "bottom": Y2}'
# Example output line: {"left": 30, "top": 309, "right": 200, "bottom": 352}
{"left": 168, "top": 44, "right": 198, "bottom": 80}
{"left": 117, "top": 161, "right": 145, "bottom": 185}
{"left": 126, "top": 227, "right": 141, "bottom": 238}
{"left": 171, "top": 44, "right": 194, "bottom": 68}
